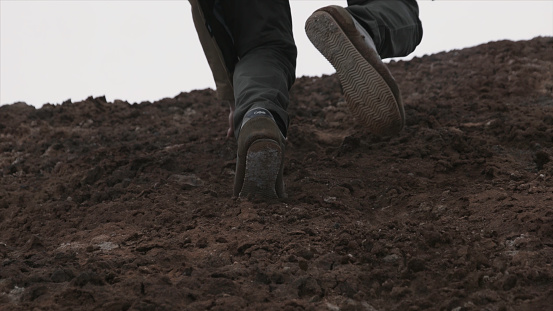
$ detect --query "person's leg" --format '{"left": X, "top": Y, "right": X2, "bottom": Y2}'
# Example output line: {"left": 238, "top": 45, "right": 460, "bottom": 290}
{"left": 346, "top": 0, "right": 422, "bottom": 58}
{"left": 215, "top": 0, "right": 296, "bottom": 199}
{"left": 190, "top": 0, "right": 296, "bottom": 199}
{"left": 217, "top": 1, "right": 296, "bottom": 199}
{"left": 189, "top": 0, "right": 236, "bottom": 137}
{"left": 220, "top": 0, "right": 297, "bottom": 138}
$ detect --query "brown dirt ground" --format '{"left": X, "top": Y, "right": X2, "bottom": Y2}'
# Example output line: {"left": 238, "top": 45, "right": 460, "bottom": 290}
{"left": 1, "top": 37, "right": 553, "bottom": 311}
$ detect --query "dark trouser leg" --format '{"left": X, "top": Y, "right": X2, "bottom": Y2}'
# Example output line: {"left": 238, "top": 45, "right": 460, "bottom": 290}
{"left": 346, "top": 0, "right": 423, "bottom": 58}
{"left": 220, "top": 0, "right": 297, "bottom": 138}
{"left": 232, "top": 47, "right": 295, "bottom": 138}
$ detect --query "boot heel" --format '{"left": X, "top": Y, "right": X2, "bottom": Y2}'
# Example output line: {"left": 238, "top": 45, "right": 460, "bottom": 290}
{"left": 239, "top": 139, "right": 282, "bottom": 199}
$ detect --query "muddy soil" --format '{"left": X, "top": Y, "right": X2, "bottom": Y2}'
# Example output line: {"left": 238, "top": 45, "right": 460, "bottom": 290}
{"left": 1, "top": 37, "right": 553, "bottom": 311}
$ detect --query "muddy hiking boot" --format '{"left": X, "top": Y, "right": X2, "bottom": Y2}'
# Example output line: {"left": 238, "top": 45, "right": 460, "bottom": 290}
{"left": 234, "top": 107, "right": 286, "bottom": 200}
{"left": 305, "top": 5, "right": 405, "bottom": 136}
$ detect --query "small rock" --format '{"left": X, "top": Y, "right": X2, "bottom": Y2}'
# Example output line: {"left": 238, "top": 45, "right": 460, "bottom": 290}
{"left": 383, "top": 254, "right": 400, "bottom": 263}
{"left": 97, "top": 241, "right": 118, "bottom": 251}
{"left": 8, "top": 286, "right": 24, "bottom": 302}
{"left": 168, "top": 174, "right": 204, "bottom": 189}
{"left": 325, "top": 303, "right": 340, "bottom": 311}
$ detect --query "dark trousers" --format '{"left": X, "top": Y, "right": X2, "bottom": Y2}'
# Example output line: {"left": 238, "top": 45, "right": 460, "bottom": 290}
{"left": 196, "top": 0, "right": 422, "bottom": 137}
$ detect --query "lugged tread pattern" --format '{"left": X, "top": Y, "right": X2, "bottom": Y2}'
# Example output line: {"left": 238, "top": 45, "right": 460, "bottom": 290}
{"left": 305, "top": 11, "right": 403, "bottom": 136}
{"left": 240, "top": 140, "right": 282, "bottom": 200}
{"left": 234, "top": 115, "right": 286, "bottom": 200}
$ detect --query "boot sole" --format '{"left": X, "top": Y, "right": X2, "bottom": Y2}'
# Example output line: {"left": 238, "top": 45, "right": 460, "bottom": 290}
{"left": 239, "top": 139, "right": 283, "bottom": 199}
{"left": 305, "top": 11, "right": 404, "bottom": 136}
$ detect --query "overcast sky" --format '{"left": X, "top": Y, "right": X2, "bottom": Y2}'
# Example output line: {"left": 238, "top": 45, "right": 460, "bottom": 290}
{"left": 1, "top": 1, "right": 552, "bottom": 108}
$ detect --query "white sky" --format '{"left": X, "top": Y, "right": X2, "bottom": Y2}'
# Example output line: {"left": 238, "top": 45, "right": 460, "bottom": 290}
{"left": 1, "top": 1, "right": 552, "bottom": 108}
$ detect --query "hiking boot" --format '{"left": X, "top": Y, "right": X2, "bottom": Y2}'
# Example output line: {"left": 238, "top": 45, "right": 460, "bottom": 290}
{"left": 305, "top": 5, "right": 405, "bottom": 136}
{"left": 234, "top": 107, "right": 286, "bottom": 199}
